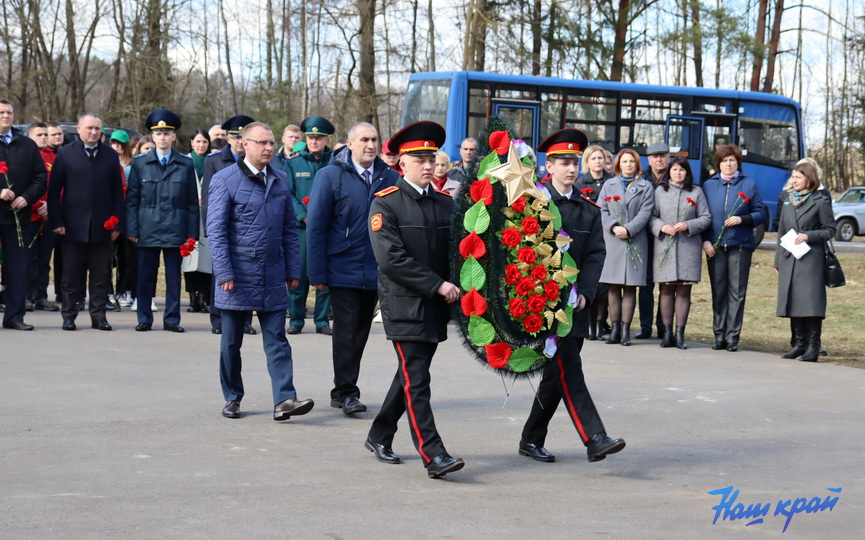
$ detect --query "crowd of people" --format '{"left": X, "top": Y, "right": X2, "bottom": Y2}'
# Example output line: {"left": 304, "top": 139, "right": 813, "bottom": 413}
{"left": 0, "top": 96, "right": 838, "bottom": 478}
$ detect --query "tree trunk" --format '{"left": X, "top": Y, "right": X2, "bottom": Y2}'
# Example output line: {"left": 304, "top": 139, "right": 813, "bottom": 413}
{"left": 750, "top": 0, "right": 768, "bottom": 91}
{"left": 531, "top": 0, "right": 542, "bottom": 76}
{"left": 690, "top": 0, "right": 703, "bottom": 87}
{"left": 610, "top": 0, "right": 631, "bottom": 81}
{"left": 761, "top": 0, "right": 784, "bottom": 93}
{"left": 219, "top": 0, "right": 238, "bottom": 113}
{"left": 358, "top": 0, "right": 377, "bottom": 124}
{"left": 427, "top": 0, "right": 436, "bottom": 71}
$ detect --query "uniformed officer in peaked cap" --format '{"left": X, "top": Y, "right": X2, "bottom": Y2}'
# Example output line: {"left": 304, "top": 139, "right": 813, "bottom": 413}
{"left": 201, "top": 114, "right": 258, "bottom": 336}
{"left": 126, "top": 108, "right": 199, "bottom": 333}
{"left": 365, "top": 121, "right": 465, "bottom": 479}
{"left": 285, "top": 115, "right": 335, "bottom": 336}
{"left": 517, "top": 128, "right": 626, "bottom": 465}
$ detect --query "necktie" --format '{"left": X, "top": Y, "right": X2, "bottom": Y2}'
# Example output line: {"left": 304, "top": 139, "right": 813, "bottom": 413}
{"left": 161, "top": 156, "right": 169, "bottom": 169}
{"left": 0, "top": 133, "right": 10, "bottom": 145}
{"left": 362, "top": 170, "right": 371, "bottom": 186}
{"left": 257, "top": 171, "right": 266, "bottom": 183}
{"left": 86, "top": 147, "right": 95, "bottom": 160}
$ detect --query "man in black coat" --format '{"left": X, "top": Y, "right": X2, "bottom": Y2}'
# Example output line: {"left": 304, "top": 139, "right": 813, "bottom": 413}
{"left": 364, "top": 121, "right": 465, "bottom": 479}
{"left": 48, "top": 113, "right": 125, "bottom": 331}
{"left": 200, "top": 114, "right": 256, "bottom": 335}
{"left": 0, "top": 98, "right": 48, "bottom": 330}
{"left": 519, "top": 129, "right": 626, "bottom": 464}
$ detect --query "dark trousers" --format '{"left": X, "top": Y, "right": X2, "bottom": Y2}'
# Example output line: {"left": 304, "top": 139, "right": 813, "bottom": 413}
{"left": 521, "top": 336, "right": 605, "bottom": 446}
{"left": 287, "top": 229, "right": 330, "bottom": 328}
{"left": 706, "top": 247, "right": 753, "bottom": 344}
{"left": 60, "top": 240, "right": 112, "bottom": 320}
{"left": 638, "top": 246, "right": 662, "bottom": 333}
{"left": 116, "top": 238, "right": 136, "bottom": 295}
{"left": 219, "top": 309, "right": 297, "bottom": 405}
{"left": 329, "top": 287, "right": 378, "bottom": 401}
{"left": 136, "top": 246, "right": 182, "bottom": 326}
{"left": 1, "top": 223, "right": 32, "bottom": 325}
{"left": 27, "top": 222, "right": 55, "bottom": 301}
{"left": 368, "top": 340, "right": 447, "bottom": 465}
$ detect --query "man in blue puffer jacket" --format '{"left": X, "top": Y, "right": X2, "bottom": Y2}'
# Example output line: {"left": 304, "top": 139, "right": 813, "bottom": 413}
{"left": 207, "top": 121, "right": 314, "bottom": 421}
{"left": 307, "top": 122, "right": 399, "bottom": 415}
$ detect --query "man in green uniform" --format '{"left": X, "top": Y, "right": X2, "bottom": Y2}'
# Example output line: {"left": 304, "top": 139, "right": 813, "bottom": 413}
{"left": 284, "top": 116, "right": 334, "bottom": 335}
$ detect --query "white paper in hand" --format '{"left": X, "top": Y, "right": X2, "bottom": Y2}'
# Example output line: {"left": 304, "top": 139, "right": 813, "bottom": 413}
{"left": 780, "top": 229, "right": 811, "bottom": 260}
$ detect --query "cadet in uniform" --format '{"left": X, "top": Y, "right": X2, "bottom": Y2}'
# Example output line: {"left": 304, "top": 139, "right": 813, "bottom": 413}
{"left": 285, "top": 116, "right": 334, "bottom": 335}
{"left": 364, "top": 121, "right": 465, "bottom": 479}
{"left": 519, "top": 129, "right": 626, "bottom": 464}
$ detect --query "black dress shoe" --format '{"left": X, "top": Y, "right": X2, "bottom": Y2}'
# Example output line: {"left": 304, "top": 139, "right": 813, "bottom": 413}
{"left": 338, "top": 396, "right": 367, "bottom": 415}
{"left": 586, "top": 432, "right": 626, "bottom": 462}
{"left": 365, "top": 438, "right": 401, "bottom": 464}
{"left": 211, "top": 326, "right": 222, "bottom": 335}
{"left": 222, "top": 400, "right": 240, "bottom": 418}
{"left": 91, "top": 319, "right": 112, "bottom": 331}
{"left": 164, "top": 324, "right": 185, "bottom": 333}
{"left": 4, "top": 321, "right": 34, "bottom": 331}
{"left": 25, "top": 300, "right": 34, "bottom": 312}
{"left": 519, "top": 441, "right": 555, "bottom": 463}
{"left": 634, "top": 328, "right": 652, "bottom": 339}
{"left": 316, "top": 325, "right": 332, "bottom": 335}
{"left": 62, "top": 317, "right": 77, "bottom": 331}
{"left": 426, "top": 453, "right": 465, "bottom": 478}
{"left": 726, "top": 343, "right": 738, "bottom": 352}
{"left": 286, "top": 325, "right": 301, "bottom": 335}
{"left": 273, "top": 397, "right": 314, "bottom": 421}
{"left": 135, "top": 323, "right": 152, "bottom": 332}
{"left": 34, "top": 298, "right": 59, "bottom": 311}
{"left": 243, "top": 323, "right": 257, "bottom": 335}
{"left": 711, "top": 338, "right": 727, "bottom": 350}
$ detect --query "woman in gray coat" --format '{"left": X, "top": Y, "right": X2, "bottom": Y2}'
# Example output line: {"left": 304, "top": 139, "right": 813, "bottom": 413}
{"left": 598, "top": 149, "right": 655, "bottom": 346}
{"left": 649, "top": 157, "right": 711, "bottom": 349}
{"left": 774, "top": 161, "right": 836, "bottom": 362}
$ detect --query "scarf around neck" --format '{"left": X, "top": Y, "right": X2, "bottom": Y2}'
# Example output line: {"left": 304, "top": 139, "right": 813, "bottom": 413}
{"left": 788, "top": 188, "right": 812, "bottom": 208}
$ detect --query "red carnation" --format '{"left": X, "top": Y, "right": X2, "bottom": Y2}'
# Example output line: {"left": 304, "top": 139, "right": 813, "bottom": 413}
{"left": 527, "top": 294, "right": 546, "bottom": 314}
{"left": 530, "top": 264, "right": 548, "bottom": 282}
{"left": 501, "top": 227, "right": 522, "bottom": 248}
{"left": 186, "top": 237, "right": 196, "bottom": 248}
{"left": 509, "top": 297, "right": 527, "bottom": 319}
{"left": 520, "top": 216, "right": 540, "bottom": 236}
{"left": 460, "top": 288, "right": 488, "bottom": 317}
{"left": 515, "top": 276, "right": 536, "bottom": 297}
{"left": 604, "top": 196, "right": 612, "bottom": 202}
{"left": 544, "top": 280, "right": 560, "bottom": 301}
{"left": 302, "top": 196, "right": 310, "bottom": 207}
{"left": 686, "top": 197, "right": 697, "bottom": 207}
{"left": 485, "top": 342, "right": 512, "bottom": 369}
{"left": 581, "top": 187, "right": 593, "bottom": 195}
{"left": 517, "top": 246, "right": 536, "bottom": 265}
{"left": 738, "top": 191, "right": 750, "bottom": 203}
{"left": 504, "top": 264, "right": 522, "bottom": 285}
{"left": 470, "top": 178, "right": 493, "bottom": 205}
{"left": 511, "top": 196, "right": 527, "bottom": 213}
{"left": 613, "top": 195, "right": 621, "bottom": 201}
{"left": 523, "top": 314, "right": 543, "bottom": 334}
{"left": 180, "top": 246, "right": 191, "bottom": 257}
{"left": 103, "top": 215, "right": 119, "bottom": 230}
{"left": 0, "top": 161, "right": 8, "bottom": 174}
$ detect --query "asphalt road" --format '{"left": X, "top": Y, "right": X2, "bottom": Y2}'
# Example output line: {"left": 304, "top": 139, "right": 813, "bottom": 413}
{"left": 2, "top": 306, "right": 862, "bottom": 538}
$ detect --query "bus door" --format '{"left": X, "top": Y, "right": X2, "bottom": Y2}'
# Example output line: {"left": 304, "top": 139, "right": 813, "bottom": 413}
{"left": 492, "top": 101, "right": 540, "bottom": 151}
{"left": 693, "top": 113, "right": 736, "bottom": 181}
{"left": 665, "top": 115, "right": 704, "bottom": 182}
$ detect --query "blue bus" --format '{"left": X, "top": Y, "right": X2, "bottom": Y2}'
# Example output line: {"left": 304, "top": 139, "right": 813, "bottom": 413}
{"left": 402, "top": 71, "right": 803, "bottom": 228}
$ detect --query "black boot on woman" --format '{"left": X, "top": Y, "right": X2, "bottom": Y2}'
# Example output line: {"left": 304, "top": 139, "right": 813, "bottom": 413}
{"left": 606, "top": 322, "right": 622, "bottom": 345}
{"left": 675, "top": 325, "right": 687, "bottom": 349}
{"left": 799, "top": 318, "right": 822, "bottom": 362}
{"left": 660, "top": 324, "right": 674, "bottom": 348}
{"left": 782, "top": 318, "right": 807, "bottom": 359}
{"left": 588, "top": 320, "right": 598, "bottom": 341}
{"left": 620, "top": 324, "right": 632, "bottom": 346}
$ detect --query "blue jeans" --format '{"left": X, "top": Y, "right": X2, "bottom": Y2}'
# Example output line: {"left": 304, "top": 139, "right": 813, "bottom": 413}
{"left": 220, "top": 309, "right": 297, "bottom": 405}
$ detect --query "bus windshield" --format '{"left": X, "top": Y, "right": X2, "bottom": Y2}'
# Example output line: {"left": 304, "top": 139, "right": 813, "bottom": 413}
{"left": 404, "top": 79, "right": 450, "bottom": 128}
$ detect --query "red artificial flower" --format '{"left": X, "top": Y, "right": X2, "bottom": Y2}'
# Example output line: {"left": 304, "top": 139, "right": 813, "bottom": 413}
{"left": 302, "top": 196, "right": 310, "bottom": 207}
{"left": 470, "top": 177, "right": 493, "bottom": 205}
{"left": 515, "top": 276, "right": 536, "bottom": 296}
{"left": 501, "top": 227, "right": 522, "bottom": 248}
{"left": 186, "top": 237, "right": 196, "bottom": 248}
{"left": 604, "top": 196, "right": 612, "bottom": 202}
{"left": 527, "top": 294, "right": 546, "bottom": 314}
{"left": 485, "top": 342, "right": 512, "bottom": 369}
{"left": 180, "top": 246, "right": 191, "bottom": 257}
{"left": 103, "top": 215, "right": 119, "bottom": 230}
{"left": 0, "top": 161, "right": 8, "bottom": 174}
{"left": 530, "top": 264, "right": 548, "bottom": 282}
{"left": 686, "top": 197, "right": 697, "bottom": 207}
{"left": 581, "top": 187, "right": 594, "bottom": 195}
{"left": 460, "top": 287, "right": 488, "bottom": 317}
{"left": 738, "top": 191, "right": 750, "bottom": 203}
{"left": 517, "top": 246, "right": 536, "bottom": 265}
{"left": 613, "top": 195, "right": 621, "bottom": 201}
{"left": 504, "top": 264, "right": 522, "bottom": 285}
{"left": 522, "top": 314, "right": 543, "bottom": 334}
{"left": 520, "top": 216, "right": 540, "bottom": 236}
{"left": 489, "top": 131, "right": 511, "bottom": 154}
{"left": 511, "top": 196, "right": 527, "bottom": 213}
{"left": 544, "top": 280, "right": 560, "bottom": 301}
{"left": 509, "top": 297, "right": 528, "bottom": 319}
{"left": 459, "top": 231, "right": 487, "bottom": 259}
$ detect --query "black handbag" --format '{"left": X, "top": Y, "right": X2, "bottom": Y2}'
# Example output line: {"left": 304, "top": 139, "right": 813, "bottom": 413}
{"left": 824, "top": 240, "right": 845, "bottom": 288}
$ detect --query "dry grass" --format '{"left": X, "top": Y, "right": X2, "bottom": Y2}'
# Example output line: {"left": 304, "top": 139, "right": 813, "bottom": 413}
{"left": 685, "top": 245, "right": 865, "bottom": 368}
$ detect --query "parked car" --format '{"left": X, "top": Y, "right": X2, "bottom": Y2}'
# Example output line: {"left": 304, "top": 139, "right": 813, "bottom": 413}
{"left": 832, "top": 186, "right": 865, "bottom": 241}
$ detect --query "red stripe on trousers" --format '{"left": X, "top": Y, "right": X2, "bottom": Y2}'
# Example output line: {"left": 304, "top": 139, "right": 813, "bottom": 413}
{"left": 557, "top": 355, "right": 588, "bottom": 442}
{"left": 396, "top": 341, "right": 430, "bottom": 463}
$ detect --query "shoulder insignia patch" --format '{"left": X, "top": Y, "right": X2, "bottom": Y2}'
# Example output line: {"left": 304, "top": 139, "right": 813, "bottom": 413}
{"left": 580, "top": 195, "right": 601, "bottom": 209}
{"left": 370, "top": 213, "right": 383, "bottom": 231}
{"left": 375, "top": 186, "right": 400, "bottom": 197}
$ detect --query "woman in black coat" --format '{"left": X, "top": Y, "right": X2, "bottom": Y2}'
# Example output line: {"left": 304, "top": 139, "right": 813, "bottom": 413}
{"left": 774, "top": 161, "right": 836, "bottom": 362}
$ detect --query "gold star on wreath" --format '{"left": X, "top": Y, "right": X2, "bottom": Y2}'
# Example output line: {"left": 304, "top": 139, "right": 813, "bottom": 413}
{"left": 486, "top": 144, "right": 543, "bottom": 205}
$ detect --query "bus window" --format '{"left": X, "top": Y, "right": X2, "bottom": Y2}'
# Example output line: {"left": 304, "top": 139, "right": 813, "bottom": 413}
{"left": 404, "top": 79, "right": 450, "bottom": 128}
{"left": 540, "top": 89, "right": 564, "bottom": 140}
{"left": 566, "top": 122, "right": 616, "bottom": 151}
{"left": 467, "top": 81, "right": 492, "bottom": 144}
{"left": 738, "top": 102, "right": 799, "bottom": 169}
{"left": 619, "top": 123, "right": 666, "bottom": 155}
{"left": 564, "top": 91, "right": 616, "bottom": 150}
{"left": 494, "top": 104, "right": 538, "bottom": 149}
{"left": 493, "top": 83, "right": 539, "bottom": 101}
{"left": 620, "top": 96, "right": 684, "bottom": 122}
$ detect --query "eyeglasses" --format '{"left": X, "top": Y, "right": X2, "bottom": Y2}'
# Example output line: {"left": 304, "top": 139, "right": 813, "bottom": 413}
{"left": 245, "top": 138, "right": 277, "bottom": 148}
